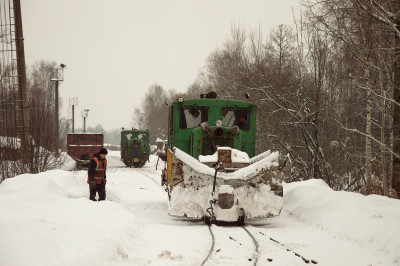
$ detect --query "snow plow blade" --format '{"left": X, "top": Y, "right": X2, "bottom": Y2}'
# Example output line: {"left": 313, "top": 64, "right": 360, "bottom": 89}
{"left": 166, "top": 147, "right": 283, "bottom": 222}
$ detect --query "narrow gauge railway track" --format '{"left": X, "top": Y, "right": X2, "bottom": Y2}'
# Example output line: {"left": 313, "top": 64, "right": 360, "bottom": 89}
{"left": 130, "top": 167, "right": 161, "bottom": 186}
{"left": 201, "top": 224, "right": 319, "bottom": 265}
{"left": 248, "top": 227, "right": 318, "bottom": 265}
{"left": 257, "top": 231, "right": 318, "bottom": 264}
{"left": 201, "top": 224, "right": 259, "bottom": 266}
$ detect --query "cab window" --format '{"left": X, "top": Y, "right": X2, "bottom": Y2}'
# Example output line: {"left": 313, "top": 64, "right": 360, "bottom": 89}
{"left": 124, "top": 133, "right": 133, "bottom": 140}
{"left": 179, "top": 106, "right": 208, "bottom": 129}
{"left": 138, "top": 133, "right": 147, "bottom": 140}
{"left": 221, "top": 108, "right": 249, "bottom": 131}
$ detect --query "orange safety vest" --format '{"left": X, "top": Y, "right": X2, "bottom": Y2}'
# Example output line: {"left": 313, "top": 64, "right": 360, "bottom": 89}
{"left": 88, "top": 157, "right": 107, "bottom": 184}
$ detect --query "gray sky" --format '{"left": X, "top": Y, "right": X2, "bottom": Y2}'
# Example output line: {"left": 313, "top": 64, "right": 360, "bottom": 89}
{"left": 21, "top": 0, "right": 299, "bottom": 131}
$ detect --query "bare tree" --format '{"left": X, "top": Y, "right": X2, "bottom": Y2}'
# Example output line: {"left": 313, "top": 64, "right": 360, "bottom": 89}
{"left": 132, "top": 84, "right": 170, "bottom": 143}
{"left": 302, "top": 0, "right": 400, "bottom": 196}
{"left": 27, "top": 61, "right": 64, "bottom": 172}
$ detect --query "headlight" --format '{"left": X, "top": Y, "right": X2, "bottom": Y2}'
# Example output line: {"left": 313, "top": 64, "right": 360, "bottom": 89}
{"left": 200, "top": 122, "right": 210, "bottom": 132}
{"left": 214, "top": 127, "right": 224, "bottom": 137}
{"left": 230, "top": 125, "right": 239, "bottom": 136}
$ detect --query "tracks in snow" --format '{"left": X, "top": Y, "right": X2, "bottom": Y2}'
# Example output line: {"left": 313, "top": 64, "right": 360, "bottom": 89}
{"left": 201, "top": 224, "right": 259, "bottom": 266}
{"left": 201, "top": 225, "right": 319, "bottom": 265}
{"left": 109, "top": 165, "right": 161, "bottom": 186}
{"left": 130, "top": 167, "right": 161, "bottom": 186}
{"left": 109, "top": 163, "right": 319, "bottom": 265}
{"left": 258, "top": 231, "right": 318, "bottom": 264}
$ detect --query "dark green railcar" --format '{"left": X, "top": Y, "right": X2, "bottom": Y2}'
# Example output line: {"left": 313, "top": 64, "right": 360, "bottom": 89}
{"left": 121, "top": 129, "right": 150, "bottom": 168}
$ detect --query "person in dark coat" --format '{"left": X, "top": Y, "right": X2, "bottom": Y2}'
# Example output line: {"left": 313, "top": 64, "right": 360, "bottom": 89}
{"left": 87, "top": 148, "right": 108, "bottom": 201}
{"left": 234, "top": 111, "right": 249, "bottom": 130}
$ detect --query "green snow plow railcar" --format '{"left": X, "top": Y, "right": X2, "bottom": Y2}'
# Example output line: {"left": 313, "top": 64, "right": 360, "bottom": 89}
{"left": 162, "top": 92, "right": 283, "bottom": 225}
{"left": 121, "top": 129, "right": 150, "bottom": 168}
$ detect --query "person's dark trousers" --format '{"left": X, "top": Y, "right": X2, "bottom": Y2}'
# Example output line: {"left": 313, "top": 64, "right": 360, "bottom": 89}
{"left": 98, "top": 184, "right": 106, "bottom": 201}
{"left": 89, "top": 183, "right": 106, "bottom": 201}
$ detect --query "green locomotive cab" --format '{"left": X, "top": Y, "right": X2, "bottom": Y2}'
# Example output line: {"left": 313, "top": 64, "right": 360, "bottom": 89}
{"left": 167, "top": 96, "right": 256, "bottom": 160}
{"left": 121, "top": 128, "right": 150, "bottom": 168}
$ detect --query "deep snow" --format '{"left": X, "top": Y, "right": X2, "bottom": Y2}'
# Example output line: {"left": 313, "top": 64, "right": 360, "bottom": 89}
{"left": 0, "top": 151, "right": 399, "bottom": 265}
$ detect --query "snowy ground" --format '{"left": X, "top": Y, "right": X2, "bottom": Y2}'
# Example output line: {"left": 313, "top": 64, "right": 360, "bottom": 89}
{"left": 0, "top": 151, "right": 399, "bottom": 266}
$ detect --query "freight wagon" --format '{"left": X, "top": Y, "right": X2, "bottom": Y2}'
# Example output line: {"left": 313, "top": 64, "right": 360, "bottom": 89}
{"left": 66, "top": 133, "right": 104, "bottom": 169}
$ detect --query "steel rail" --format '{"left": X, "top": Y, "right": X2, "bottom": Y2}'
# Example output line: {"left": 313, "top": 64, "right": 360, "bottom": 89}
{"left": 200, "top": 224, "right": 215, "bottom": 266}
{"left": 242, "top": 226, "right": 259, "bottom": 266}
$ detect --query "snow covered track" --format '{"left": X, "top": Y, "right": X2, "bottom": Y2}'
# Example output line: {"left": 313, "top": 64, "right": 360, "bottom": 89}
{"left": 258, "top": 231, "right": 318, "bottom": 264}
{"left": 242, "top": 226, "right": 259, "bottom": 265}
{"left": 130, "top": 166, "right": 162, "bottom": 186}
{"left": 201, "top": 224, "right": 319, "bottom": 266}
{"left": 201, "top": 225, "right": 259, "bottom": 266}
{"left": 200, "top": 225, "right": 215, "bottom": 266}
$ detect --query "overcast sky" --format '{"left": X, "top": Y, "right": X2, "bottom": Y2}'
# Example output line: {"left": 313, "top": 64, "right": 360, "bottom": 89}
{"left": 21, "top": 0, "right": 299, "bottom": 131}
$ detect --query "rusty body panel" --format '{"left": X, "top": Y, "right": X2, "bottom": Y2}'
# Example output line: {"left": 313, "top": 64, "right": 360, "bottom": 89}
{"left": 67, "top": 133, "right": 104, "bottom": 168}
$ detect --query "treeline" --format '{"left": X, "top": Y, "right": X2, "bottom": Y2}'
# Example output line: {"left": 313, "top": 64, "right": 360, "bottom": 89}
{"left": 1, "top": 61, "right": 66, "bottom": 180}
{"left": 133, "top": 0, "right": 400, "bottom": 197}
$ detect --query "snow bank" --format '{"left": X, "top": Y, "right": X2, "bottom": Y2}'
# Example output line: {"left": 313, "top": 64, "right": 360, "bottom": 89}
{"left": 284, "top": 178, "right": 330, "bottom": 194}
{"left": 60, "top": 151, "right": 77, "bottom": 171}
{"left": 0, "top": 170, "right": 139, "bottom": 266}
{"left": 284, "top": 179, "right": 400, "bottom": 264}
